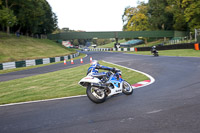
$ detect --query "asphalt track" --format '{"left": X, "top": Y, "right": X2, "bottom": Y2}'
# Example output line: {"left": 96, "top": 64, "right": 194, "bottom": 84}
{"left": 1, "top": 51, "right": 200, "bottom": 133}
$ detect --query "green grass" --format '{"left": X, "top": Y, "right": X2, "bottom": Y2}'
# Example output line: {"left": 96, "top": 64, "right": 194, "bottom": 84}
{"left": 135, "top": 39, "right": 195, "bottom": 48}
{"left": 94, "top": 39, "right": 163, "bottom": 48}
{"left": 135, "top": 39, "right": 164, "bottom": 48}
{"left": 97, "top": 40, "right": 126, "bottom": 48}
{"left": 0, "top": 61, "right": 148, "bottom": 105}
{"left": 127, "top": 49, "right": 200, "bottom": 57}
{"left": 0, "top": 32, "right": 76, "bottom": 63}
{"left": 91, "top": 39, "right": 165, "bottom": 48}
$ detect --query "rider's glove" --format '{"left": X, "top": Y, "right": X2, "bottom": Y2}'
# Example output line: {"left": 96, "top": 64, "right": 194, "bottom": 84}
{"left": 111, "top": 67, "right": 116, "bottom": 73}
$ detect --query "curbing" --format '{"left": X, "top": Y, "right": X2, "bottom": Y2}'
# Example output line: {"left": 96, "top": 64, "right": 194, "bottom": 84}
{"left": 102, "top": 60, "right": 155, "bottom": 89}
{"left": 0, "top": 52, "right": 80, "bottom": 70}
{"left": 132, "top": 80, "right": 151, "bottom": 89}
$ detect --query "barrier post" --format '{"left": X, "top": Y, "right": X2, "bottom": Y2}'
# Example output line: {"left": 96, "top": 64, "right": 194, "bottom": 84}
{"left": 135, "top": 48, "right": 138, "bottom": 52}
{"left": 194, "top": 43, "right": 199, "bottom": 50}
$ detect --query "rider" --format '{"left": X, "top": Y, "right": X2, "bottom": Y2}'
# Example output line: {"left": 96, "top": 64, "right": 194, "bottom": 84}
{"left": 151, "top": 46, "right": 157, "bottom": 53}
{"left": 87, "top": 60, "right": 116, "bottom": 76}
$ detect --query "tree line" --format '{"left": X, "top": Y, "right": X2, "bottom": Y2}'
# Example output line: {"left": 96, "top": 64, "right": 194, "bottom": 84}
{"left": 122, "top": 0, "right": 200, "bottom": 34}
{"left": 0, "top": 0, "right": 57, "bottom": 36}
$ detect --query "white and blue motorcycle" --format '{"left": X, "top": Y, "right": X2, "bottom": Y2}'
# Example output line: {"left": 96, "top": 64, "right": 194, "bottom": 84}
{"left": 79, "top": 62, "right": 133, "bottom": 103}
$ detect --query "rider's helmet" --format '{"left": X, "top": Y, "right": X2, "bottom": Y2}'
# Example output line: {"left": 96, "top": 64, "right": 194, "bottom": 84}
{"left": 90, "top": 60, "right": 99, "bottom": 66}
{"left": 152, "top": 46, "right": 156, "bottom": 49}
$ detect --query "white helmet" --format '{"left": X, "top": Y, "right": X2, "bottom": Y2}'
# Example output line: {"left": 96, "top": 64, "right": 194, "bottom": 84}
{"left": 90, "top": 60, "right": 99, "bottom": 65}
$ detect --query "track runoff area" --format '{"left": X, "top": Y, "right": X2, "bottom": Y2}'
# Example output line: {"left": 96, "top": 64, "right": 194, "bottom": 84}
{"left": 0, "top": 55, "right": 155, "bottom": 107}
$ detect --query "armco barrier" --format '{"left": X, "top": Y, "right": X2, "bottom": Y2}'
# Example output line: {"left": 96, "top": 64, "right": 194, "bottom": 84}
{"left": 89, "top": 48, "right": 135, "bottom": 52}
{"left": 26, "top": 60, "right": 36, "bottom": 67}
{"left": 0, "top": 52, "right": 79, "bottom": 70}
{"left": 89, "top": 43, "right": 196, "bottom": 52}
{"left": 43, "top": 58, "right": 50, "bottom": 64}
{"left": 137, "top": 43, "right": 195, "bottom": 51}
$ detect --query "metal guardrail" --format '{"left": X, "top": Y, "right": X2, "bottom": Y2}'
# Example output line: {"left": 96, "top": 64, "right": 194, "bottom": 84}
{"left": 0, "top": 52, "right": 79, "bottom": 70}
{"left": 87, "top": 48, "right": 136, "bottom": 52}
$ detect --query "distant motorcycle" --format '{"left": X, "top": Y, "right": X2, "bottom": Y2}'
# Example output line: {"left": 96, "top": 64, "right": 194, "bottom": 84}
{"left": 152, "top": 50, "right": 159, "bottom": 56}
{"left": 79, "top": 66, "right": 133, "bottom": 103}
{"left": 151, "top": 46, "right": 159, "bottom": 57}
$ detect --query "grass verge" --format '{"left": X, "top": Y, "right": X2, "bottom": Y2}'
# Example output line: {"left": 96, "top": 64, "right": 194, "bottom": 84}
{"left": 0, "top": 61, "right": 148, "bottom": 105}
{"left": 127, "top": 49, "right": 200, "bottom": 57}
{"left": 0, "top": 32, "right": 76, "bottom": 63}
{"left": 96, "top": 40, "right": 126, "bottom": 48}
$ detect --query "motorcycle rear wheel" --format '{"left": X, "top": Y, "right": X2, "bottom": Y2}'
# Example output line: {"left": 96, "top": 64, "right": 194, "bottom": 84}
{"left": 122, "top": 81, "right": 133, "bottom": 95}
{"left": 86, "top": 85, "right": 106, "bottom": 103}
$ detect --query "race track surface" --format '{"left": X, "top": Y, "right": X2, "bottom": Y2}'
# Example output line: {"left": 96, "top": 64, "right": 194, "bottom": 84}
{"left": 1, "top": 51, "right": 200, "bottom": 133}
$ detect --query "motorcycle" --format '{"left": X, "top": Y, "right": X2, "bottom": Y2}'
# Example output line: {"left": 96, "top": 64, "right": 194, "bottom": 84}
{"left": 152, "top": 49, "right": 159, "bottom": 57}
{"left": 79, "top": 67, "right": 133, "bottom": 103}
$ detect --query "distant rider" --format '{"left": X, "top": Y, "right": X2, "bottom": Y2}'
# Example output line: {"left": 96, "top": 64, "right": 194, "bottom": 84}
{"left": 151, "top": 46, "right": 157, "bottom": 54}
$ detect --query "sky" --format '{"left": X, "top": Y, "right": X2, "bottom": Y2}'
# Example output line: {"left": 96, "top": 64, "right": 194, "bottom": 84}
{"left": 46, "top": 0, "right": 148, "bottom": 32}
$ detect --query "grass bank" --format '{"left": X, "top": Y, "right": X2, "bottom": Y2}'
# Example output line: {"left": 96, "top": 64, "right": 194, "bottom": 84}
{"left": 0, "top": 32, "right": 76, "bottom": 63}
{"left": 0, "top": 61, "right": 148, "bottom": 105}
{"left": 97, "top": 40, "right": 126, "bottom": 48}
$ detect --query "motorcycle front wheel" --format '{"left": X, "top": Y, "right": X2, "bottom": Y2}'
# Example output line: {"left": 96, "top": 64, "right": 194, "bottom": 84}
{"left": 86, "top": 85, "right": 106, "bottom": 103}
{"left": 122, "top": 81, "right": 133, "bottom": 95}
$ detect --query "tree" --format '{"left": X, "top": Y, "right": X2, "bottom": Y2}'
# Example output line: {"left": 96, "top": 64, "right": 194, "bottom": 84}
{"left": 148, "top": 0, "right": 173, "bottom": 30}
{"left": 122, "top": 2, "right": 150, "bottom": 31}
{"left": 0, "top": 0, "right": 17, "bottom": 34}
{"left": 166, "top": 0, "right": 188, "bottom": 31}
{"left": 183, "top": 0, "right": 200, "bottom": 31}
{"left": 122, "top": 0, "right": 200, "bottom": 32}
{"left": 0, "top": 0, "right": 57, "bottom": 36}
{"left": 36, "top": 0, "right": 58, "bottom": 35}
{"left": 0, "top": 7, "right": 17, "bottom": 34}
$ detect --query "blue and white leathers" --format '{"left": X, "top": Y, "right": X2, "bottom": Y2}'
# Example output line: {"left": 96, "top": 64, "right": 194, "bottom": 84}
{"left": 87, "top": 63, "right": 113, "bottom": 74}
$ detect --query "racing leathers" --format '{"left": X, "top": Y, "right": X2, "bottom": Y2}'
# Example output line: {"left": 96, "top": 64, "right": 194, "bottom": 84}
{"left": 87, "top": 63, "right": 116, "bottom": 76}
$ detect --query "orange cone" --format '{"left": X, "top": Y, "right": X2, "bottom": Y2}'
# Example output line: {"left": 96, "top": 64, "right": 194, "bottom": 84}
{"left": 80, "top": 58, "right": 83, "bottom": 63}
{"left": 90, "top": 57, "right": 92, "bottom": 63}
{"left": 64, "top": 59, "right": 67, "bottom": 65}
{"left": 71, "top": 59, "right": 74, "bottom": 64}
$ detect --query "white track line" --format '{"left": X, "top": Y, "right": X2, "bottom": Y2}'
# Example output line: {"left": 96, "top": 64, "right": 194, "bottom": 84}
{"left": 0, "top": 60, "right": 155, "bottom": 107}
{"left": 102, "top": 60, "right": 155, "bottom": 89}
{"left": 0, "top": 95, "right": 86, "bottom": 107}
